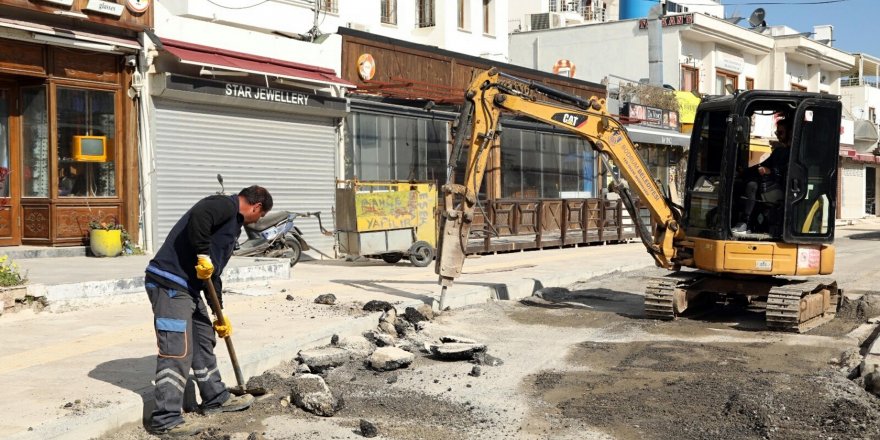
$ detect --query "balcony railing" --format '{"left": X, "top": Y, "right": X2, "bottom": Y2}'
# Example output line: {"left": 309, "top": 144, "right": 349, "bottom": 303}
{"left": 842, "top": 77, "right": 880, "bottom": 88}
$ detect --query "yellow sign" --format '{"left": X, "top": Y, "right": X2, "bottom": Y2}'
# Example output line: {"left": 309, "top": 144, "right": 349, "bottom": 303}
{"left": 675, "top": 91, "right": 701, "bottom": 124}
{"left": 354, "top": 182, "right": 436, "bottom": 245}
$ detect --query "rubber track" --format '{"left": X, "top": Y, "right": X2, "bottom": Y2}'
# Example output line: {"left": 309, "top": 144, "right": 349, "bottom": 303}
{"left": 644, "top": 272, "right": 702, "bottom": 320}
{"left": 765, "top": 278, "right": 838, "bottom": 333}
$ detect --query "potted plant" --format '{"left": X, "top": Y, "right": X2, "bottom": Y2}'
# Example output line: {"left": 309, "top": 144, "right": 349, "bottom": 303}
{"left": 88, "top": 220, "right": 124, "bottom": 257}
{"left": 88, "top": 220, "right": 142, "bottom": 257}
{"left": 0, "top": 255, "right": 28, "bottom": 313}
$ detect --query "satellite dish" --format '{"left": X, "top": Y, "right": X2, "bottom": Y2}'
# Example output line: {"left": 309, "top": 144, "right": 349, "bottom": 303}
{"left": 748, "top": 8, "right": 766, "bottom": 28}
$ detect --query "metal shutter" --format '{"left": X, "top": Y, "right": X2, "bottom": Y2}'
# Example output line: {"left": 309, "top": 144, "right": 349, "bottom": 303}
{"left": 153, "top": 99, "right": 338, "bottom": 256}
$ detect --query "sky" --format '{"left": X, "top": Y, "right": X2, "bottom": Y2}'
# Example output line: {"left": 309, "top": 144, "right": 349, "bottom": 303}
{"left": 718, "top": 0, "right": 878, "bottom": 56}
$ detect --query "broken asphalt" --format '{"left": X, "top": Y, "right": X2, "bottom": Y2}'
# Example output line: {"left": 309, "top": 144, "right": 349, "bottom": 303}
{"left": 1, "top": 219, "right": 879, "bottom": 439}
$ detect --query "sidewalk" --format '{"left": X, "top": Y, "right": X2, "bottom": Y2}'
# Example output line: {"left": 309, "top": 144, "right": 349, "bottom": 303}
{"left": 0, "top": 240, "right": 652, "bottom": 440}
{"left": 3, "top": 218, "right": 879, "bottom": 440}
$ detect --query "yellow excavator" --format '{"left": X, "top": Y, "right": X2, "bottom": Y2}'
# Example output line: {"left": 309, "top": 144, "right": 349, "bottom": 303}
{"left": 436, "top": 68, "right": 843, "bottom": 332}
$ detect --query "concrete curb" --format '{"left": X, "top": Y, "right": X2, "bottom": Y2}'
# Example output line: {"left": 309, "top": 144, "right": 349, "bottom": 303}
{"left": 8, "top": 262, "right": 649, "bottom": 440}
{"left": 27, "top": 260, "right": 291, "bottom": 311}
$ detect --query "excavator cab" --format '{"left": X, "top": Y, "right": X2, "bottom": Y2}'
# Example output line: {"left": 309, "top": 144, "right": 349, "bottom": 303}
{"left": 684, "top": 91, "right": 841, "bottom": 244}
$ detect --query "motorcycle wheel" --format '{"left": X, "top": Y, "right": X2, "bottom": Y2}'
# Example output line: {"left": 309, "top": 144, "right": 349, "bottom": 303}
{"left": 381, "top": 253, "right": 404, "bottom": 264}
{"left": 285, "top": 239, "right": 303, "bottom": 266}
{"left": 408, "top": 241, "right": 434, "bottom": 267}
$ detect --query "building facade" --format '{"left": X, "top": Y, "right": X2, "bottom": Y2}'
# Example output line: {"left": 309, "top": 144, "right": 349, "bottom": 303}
{"left": 839, "top": 54, "right": 880, "bottom": 219}
{"left": 0, "top": 0, "right": 148, "bottom": 246}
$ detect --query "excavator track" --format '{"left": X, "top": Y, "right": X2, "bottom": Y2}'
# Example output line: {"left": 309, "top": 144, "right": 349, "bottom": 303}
{"left": 765, "top": 278, "right": 839, "bottom": 333}
{"left": 644, "top": 272, "right": 704, "bottom": 320}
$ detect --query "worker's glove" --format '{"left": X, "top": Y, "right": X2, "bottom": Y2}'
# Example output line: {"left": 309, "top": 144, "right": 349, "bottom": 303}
{"left": 213, "top": 314, "right": 232, "bottom": 338}
{"left": 195, "top": 254, "right": 214, "bottom": 280}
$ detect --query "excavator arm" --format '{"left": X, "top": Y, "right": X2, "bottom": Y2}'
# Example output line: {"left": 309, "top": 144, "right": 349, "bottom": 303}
{"left": 436, "top": 69, "right": 686, "bottom": 304}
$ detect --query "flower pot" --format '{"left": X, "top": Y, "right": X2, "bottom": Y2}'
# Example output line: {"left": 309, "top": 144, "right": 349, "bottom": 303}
{"left": 90, "top": 229, "right": 123, "bottom": 257}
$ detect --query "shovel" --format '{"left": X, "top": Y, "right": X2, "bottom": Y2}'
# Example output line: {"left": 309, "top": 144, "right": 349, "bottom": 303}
{"left": 203, "top": 278, "right": 267, "bottom": 396}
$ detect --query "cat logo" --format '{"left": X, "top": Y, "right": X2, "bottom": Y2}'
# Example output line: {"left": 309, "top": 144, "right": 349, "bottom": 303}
{"left": 551, "top": 112, "right": 587, "bottom": 128}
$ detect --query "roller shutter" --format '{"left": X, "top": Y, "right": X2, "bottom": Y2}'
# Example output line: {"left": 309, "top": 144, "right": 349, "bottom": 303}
{"left": 153, "top": 99, "right": 337, "bottom": 255}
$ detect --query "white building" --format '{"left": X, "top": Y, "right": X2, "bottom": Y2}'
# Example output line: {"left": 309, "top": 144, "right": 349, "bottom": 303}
{"left": 839, "top": 54, "right": 880, "bottom": 219}
{"left": 139, "top": 0, "right": 508, "bottom": 252}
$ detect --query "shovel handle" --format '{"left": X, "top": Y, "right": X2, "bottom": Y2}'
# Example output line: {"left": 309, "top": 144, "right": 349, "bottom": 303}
{"left": 203, "top": 278, "right": 246, "bottom": 388}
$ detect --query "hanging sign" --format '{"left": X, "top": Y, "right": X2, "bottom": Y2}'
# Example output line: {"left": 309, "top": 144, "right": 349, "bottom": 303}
{"left": 357, "top": 53, "right": 376, "bottom": 81}
{"left": 85, "top": 0, "right": 125, "bottom": 16}
{"left": 553, "top": 59, "right": 576, "bottom": 78}
{"left": 126, "top": 0, "right": 150, "bottom": 14}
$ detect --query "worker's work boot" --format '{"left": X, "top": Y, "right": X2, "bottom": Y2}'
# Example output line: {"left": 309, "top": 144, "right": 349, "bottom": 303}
{"left": 148, "top": 419, "right": 206, "bottom": 437}
{"left": 202, "top": 393, "right": 254, "bottom": 415}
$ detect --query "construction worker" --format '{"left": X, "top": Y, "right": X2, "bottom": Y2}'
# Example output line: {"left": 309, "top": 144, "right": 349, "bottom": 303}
{"left": 144, "top": 185, "right": 273, "bottom": 436}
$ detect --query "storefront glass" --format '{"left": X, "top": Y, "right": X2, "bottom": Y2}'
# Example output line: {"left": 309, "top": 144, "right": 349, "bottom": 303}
{"left": 500, "top": 126, "right": 595, "bottom": 198}
{"left": 22, "top": 86, "right": 48, "bottom": 198}
{"left": 346, "top": 112, "right": 448, "bottom": 187}
{"left": 56, "top": 87, "right": 116, "bottom": 197}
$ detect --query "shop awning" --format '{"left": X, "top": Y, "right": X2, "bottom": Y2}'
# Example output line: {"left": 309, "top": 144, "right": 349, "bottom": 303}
{"left": 160, "top": 38, "right": 356, "bottom": 89}
{"left": 626, "top": 125, "right": 692, "bottom": 148}
{"left": 0, "top": 17, "right": 140, "bottom": 52}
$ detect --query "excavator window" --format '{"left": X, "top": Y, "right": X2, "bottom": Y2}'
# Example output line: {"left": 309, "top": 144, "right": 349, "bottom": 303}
{"left": 786, "top": 103, "right": 840, "bottom": 240}
{"left": 685, "top": 109, "right": 728, "bottom": 235}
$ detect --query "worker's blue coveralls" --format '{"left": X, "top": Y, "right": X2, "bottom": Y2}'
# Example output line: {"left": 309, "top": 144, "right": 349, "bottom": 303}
{"left": 144, "top": 194, "right": 243, "bottom": 431}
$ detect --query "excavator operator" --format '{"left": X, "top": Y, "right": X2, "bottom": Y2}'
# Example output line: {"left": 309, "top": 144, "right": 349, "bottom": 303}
{"left": 733, "top": 116, "right": 792, "bottom": 235}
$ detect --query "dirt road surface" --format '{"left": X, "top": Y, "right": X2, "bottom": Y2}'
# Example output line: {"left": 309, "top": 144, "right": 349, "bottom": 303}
{"left": 102, "top": 263, "right": 880, "bottom": 440}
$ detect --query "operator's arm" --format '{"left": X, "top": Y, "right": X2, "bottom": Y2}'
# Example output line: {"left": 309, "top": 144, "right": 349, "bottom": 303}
{"left": 187, "top": 196, "right": 236, "bottom": 255}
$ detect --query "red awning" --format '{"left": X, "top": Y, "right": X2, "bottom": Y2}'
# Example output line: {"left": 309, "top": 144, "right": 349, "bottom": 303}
{"left": 160, "top": 38, "right": 355, "bottom": 88}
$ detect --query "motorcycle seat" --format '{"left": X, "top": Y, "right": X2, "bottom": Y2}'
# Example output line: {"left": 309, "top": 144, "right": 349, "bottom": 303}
{"left": 247, "top": 210, "right": 291, "bottom": 231}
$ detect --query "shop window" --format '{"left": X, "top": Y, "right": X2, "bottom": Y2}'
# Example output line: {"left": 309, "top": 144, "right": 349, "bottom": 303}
{"left": 681, "top": 65, "right": 699, "bottom": 93}
{"left": 417, "top": 0, "right": 435, "bottom": 27}
{"left": 56, "top": 88, "right": 116, "bottom": 197}
{"left": 22, "top": 86, "right": 49, "bottom": 198}
{"left": 500, "top": 126, "right": 595, "bottom": 198}
{"left": 715, "top": 70, "right": 737, "bottom": 95}
{"left": 381, "top": 0, "right": 397, "bottom": 25}
{"left": 347, "top": 112, "right": 448, "bottom": 188}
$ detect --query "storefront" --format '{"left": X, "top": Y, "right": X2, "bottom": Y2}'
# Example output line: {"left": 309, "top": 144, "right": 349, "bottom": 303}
{"left": 147, "top": 39, "right": 353, "bottom": 253}
{"left": 0, "top": 2, "right": 148, "bottom": 246}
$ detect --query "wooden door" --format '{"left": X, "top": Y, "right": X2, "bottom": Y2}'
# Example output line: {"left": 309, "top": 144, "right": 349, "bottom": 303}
{"left": 0, "top": 86, "right": 21, "bottom": 245}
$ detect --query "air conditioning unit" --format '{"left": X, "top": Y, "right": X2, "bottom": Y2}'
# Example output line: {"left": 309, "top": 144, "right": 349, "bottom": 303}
{"left": 528, "top": 12, "right": 565, "bottom": 31}
{"left": 347, "top": 22, "right": 370, "bottom": 32}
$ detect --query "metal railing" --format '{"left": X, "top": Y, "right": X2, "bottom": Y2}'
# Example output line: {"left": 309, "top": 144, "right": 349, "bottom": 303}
{"left": 841, "top": 77, "right": 880, "bottom": 88}
{"left": 416, "top": 0, "right": 435, "bottom": 28}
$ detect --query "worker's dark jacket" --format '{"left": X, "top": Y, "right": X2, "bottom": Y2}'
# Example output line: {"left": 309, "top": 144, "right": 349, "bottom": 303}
{"left": 761, "top": 144, "right": 791, "bottom": 181}
{"left": 146, "top": 195, "right": 243, "bottom": 303}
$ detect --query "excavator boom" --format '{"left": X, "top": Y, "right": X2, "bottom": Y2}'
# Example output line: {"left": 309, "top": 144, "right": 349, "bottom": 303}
{"left": 436, "top": 69, "right": 685, "bottom": 293}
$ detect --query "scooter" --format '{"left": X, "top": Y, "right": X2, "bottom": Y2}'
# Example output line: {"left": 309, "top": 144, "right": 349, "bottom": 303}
{"left": 217, "top": 174, "right": 328, "bottom": 266}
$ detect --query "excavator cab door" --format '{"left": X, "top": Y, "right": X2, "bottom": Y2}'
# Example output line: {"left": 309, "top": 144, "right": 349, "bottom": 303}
{"left": 782, "top": 98, "right": 842, "bottom": 244}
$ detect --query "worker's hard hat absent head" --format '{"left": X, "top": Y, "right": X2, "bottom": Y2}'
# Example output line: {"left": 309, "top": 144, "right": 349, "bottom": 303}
{"left": 238, "top": 185, "right": 273, "bottom": 224}
{"left": 774, "top": 117, "right": 793, "bottom": 147}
